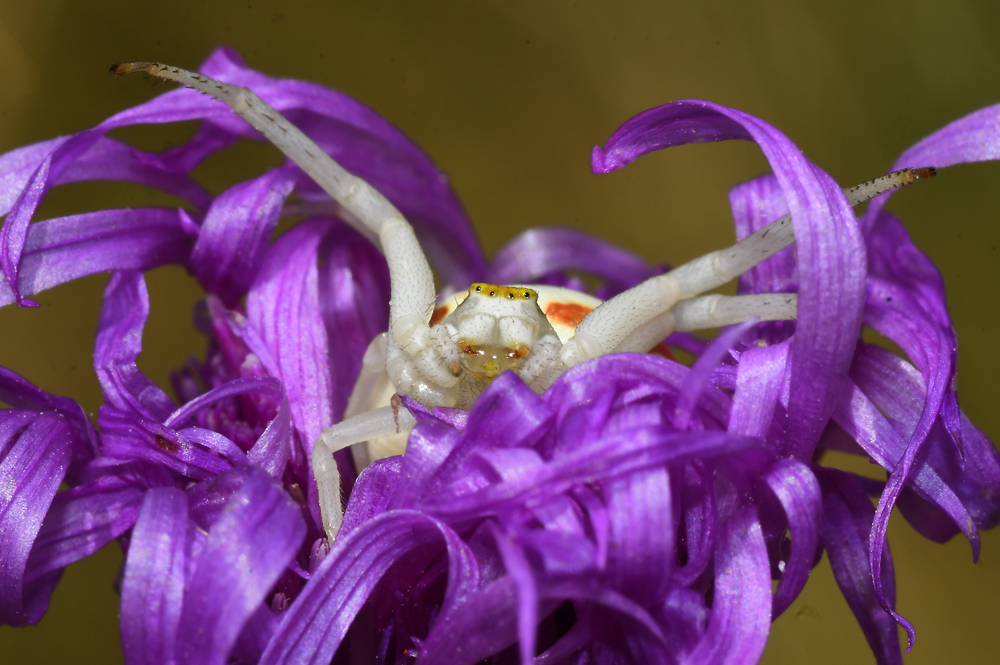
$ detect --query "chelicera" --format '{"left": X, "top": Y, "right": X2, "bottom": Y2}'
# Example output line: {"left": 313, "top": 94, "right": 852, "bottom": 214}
{"left": 114, "top": 61, "right": 933, "bottom": 539}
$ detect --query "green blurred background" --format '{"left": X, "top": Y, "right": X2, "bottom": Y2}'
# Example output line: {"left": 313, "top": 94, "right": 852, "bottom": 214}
{"left": 1, "top": 0, "right": 998, "bottom": 662}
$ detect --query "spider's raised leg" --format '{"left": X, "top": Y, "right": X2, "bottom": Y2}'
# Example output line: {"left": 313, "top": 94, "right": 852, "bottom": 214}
{"left": 114, "top": 62, "right": 463, "bottom": 537}
{"left": 560, "top": 168, "right": 935, "bottom": 367}
{"left": 113, "top": 62, "right": 461, "bottom": 399}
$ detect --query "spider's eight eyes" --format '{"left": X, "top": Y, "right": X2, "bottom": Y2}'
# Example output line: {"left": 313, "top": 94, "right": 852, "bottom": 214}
{"left": 468, "top": 283, "right": 538, "bottom": 301}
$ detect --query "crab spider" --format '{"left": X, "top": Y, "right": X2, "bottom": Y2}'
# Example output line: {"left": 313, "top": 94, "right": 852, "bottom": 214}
{"left": 115, "top": 62, "right": 935, "bottom": 540}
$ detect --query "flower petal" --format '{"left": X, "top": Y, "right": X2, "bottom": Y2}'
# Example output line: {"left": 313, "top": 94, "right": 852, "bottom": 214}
{"left": 195, "top": 47, "right": 485, "bottom": 287}
{"left": 728, "top": 342, "right": 788, "bottom": 445}
{"left": 604, "top": 467, "right": 674, "bottom": 607}
{"left": 729, "top": 174, "right": 796, "bottom": 294}
{"left": 94, "top": 271, "right": 176, "bottom": 420}
{"left": 862, "top": 103, "right": 1000, "bottom": 231}
{"left": 259, "top": 511, "right": 478, "bottom": 665}
{"left": 850, "top": 344, "right": 1000, "bottom": 530}
{"left": 728, "top": 174, "right": 797, "bottom": 344}
{"left": 0, "top": 209, "right": 192, "bottom": 309}
{"left": 317, "top": 222, "right": 390, "bottom": 420}
{"left": 674, "top": 319, "right": 756, "bottom": 431}
{"left": 0, "top": 138, "right": 66, "bottom": 215}
{"left": 24, "top": 471, "right": 147, "bottom": 591}
{"left": 832, "top": 374, "right": 978, "bottom": 555}
{"left": 594, "top": 100, "right": 866, "bottom": 457}
{"left": 490, "top": 524, "right": 540, "bottom": 664}
{"left": 245, "top": 220, "right": 332, "bottom": 452}
{"left": 489, "top": 226, "right": 656, "bottom": 296}
{"left": 815, "top": 467, "right": 906, "bottom": 664}
{"left": 0, "top": 95, "right": 231, "bottom": 304}
{"left": 189, "top": 166, "right": 298, "bottom": 306}
{"left": 0, "top": 366, "right": 97, "bottom": 476}
{"left": 175, "top": 466, "right": 305, "bottom": 665}
{"left": 763, "top": 459, "right": 821, "bottom": 617}
{"left": 0, "top": 411, "right": 74, "bottom": 626}
{"left": 120, "top": 487, "right": 188, "bottom": 665}
{"left": 670, "top": 461, "right": 717, "bottom": 588}
{"left": 681, "top": 507, "right": 771, "bottom": 665}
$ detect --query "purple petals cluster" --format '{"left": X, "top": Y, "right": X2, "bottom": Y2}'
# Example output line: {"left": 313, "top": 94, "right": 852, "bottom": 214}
{"left": 1, "top": 47, "right": 999, "bottom": 665}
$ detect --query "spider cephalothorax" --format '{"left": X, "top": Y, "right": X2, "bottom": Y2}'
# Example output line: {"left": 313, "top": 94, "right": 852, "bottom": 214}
{"left": 385, "top": 281, "right": 559, "bottom": 409}
{"left": 114, "top": 61, "right": 935, "bottom": 539}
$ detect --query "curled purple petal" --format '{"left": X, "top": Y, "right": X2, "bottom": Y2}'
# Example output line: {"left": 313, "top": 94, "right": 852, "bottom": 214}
{"left": 728, "top": 342, "right": 788, "bottom": 444}
{"left": 24, "top": 472, "right": 146, "bottom": 590}
{"left": 176, "top": 466, "right": 305, "bottom": 665}
{"left": 670, "top": 462, "right": 717, "bottom": 588}
{"left": 120, "top": 487, "right": 188, "bottom": 665}
{"left": 0, "top": 138, "right": 66, "bottom": 215}
{"left": 0, "top": 209, "right": 192, "bottom": 309}
{"left": 816, "top": 466, "right": 906, "bottom": 663}
{"left": 728, "top": 174, "right": 797, "bottom": 344}
{"left": 94, "top": 271, "right": 175, "bottom": 420}
{"left": 674, "top": 319, "right": 756, "bottom": 431}
{"left": 729, "top": 174, "right": 795, "bottom": 294}
{"left": 259, "top": 511, "right": 478, "bottom": 665}
{"left": 763, "top": 459, "right": 821, "bottom": 617}
{"left": 833, "top": 374, "right": 978, "bottom": 556}
{"left": 681, "top": 508, "right": 771, "bottom": 664}
{"left": 246, "top": 219, "right": 333, "bottom": 453}
{"left": 190, "top": 166, "right": 298, "bottom": 306}
{"left": 594, "top": 100, "right": 866, "bottom": 458}
{"left": 489, "top": 226, "right": 656, "bottom": 295}
{"left": 0, "top": 97, "right": 228, "bottom": 303}
{"left": 318, "top": 222, "right": 390, "bottom": 420}
{"left": 0, "top": 366, "right": 97, "bottom": 477}
{"left": 604, "top": 468, "right": 674, "bottom": 607}
{"left": 0, "top": 411, "right": 74, "bottom": 626}
{"left": 851, "top": 345, "right": 1000, "bottom": 531}
{"left": 490, "top": 524, "right": 540, "bottom": 664}
{"left": 863, "top": 103, "right": 1000, "bottom": 231}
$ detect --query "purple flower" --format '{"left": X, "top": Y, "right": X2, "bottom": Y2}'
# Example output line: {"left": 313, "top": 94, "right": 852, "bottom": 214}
{"left": 1, "top": 46, "right": 998, "bottom": 665}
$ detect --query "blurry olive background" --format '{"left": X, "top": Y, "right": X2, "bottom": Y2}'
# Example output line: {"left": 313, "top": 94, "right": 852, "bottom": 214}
{"left": 1, "top": 0, "right": 999, "bottom": 663}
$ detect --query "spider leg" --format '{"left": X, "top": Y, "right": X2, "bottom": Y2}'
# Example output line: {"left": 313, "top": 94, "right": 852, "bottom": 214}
{"left": 114, "top": 63, "right": 461, "bottom": 537}
{"left": 561, "top": 168, "right": 933, "bottom": 367}
{"left": 670, "top": 293, "right": 796, "bottom": 332}
{"left": 345, "top": 334, "right": 390, "bottom": 421}
{"left": 518, "top": 334, "right": 563, "bottom": 393}
{"left": 342, "top": 333, "right": 394, "bottom": 470}
{"left": 113, "top": 62, "right": 449, "bottom": 389}
{"left": 613, "top": 293, "right": 798, "bottom": 353}
{"left": 313, "top": 405, "right": 418, "bottom": 540}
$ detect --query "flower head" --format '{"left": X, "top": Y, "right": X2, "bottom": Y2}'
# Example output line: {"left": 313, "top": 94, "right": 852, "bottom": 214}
{"left": 1, "top": 47, "right": 999, "bottom": 665}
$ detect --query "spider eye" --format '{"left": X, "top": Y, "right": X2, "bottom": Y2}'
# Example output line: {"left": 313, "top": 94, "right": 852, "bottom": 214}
{"left": 475, "top": 285, "right": 482, "bottom": 293}
{"left": 489, "top": 290, "right": 496, "bottom": 297}
{"left": 523, "top": 292, "right": 530, "bottom": 299}
{"left": 507, "top": 292, "right": 514, "bottom": 299}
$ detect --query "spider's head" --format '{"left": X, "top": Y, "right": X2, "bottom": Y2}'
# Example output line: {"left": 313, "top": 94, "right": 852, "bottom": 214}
{"left": 449, "top": 283, "right": 546, "bottom": 379}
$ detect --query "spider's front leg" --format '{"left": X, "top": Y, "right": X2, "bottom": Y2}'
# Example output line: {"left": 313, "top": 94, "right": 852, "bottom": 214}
{"left": 114, "top": 62, "right": 465, "bottom": 537}
{"left": 115, "top": 62, "right": 471, "bottom": 397}
{"left": 559, "top": 167, "right": 935, "bottom": 368}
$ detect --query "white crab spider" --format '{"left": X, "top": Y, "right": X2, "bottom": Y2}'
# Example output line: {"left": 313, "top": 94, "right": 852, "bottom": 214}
{"left": 115, "top": 62, "right": 934, "bottom": 540}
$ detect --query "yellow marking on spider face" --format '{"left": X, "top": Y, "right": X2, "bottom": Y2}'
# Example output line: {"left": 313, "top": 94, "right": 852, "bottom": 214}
{"left": 469, "top": 283, "right": 538, "bottom": 301}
